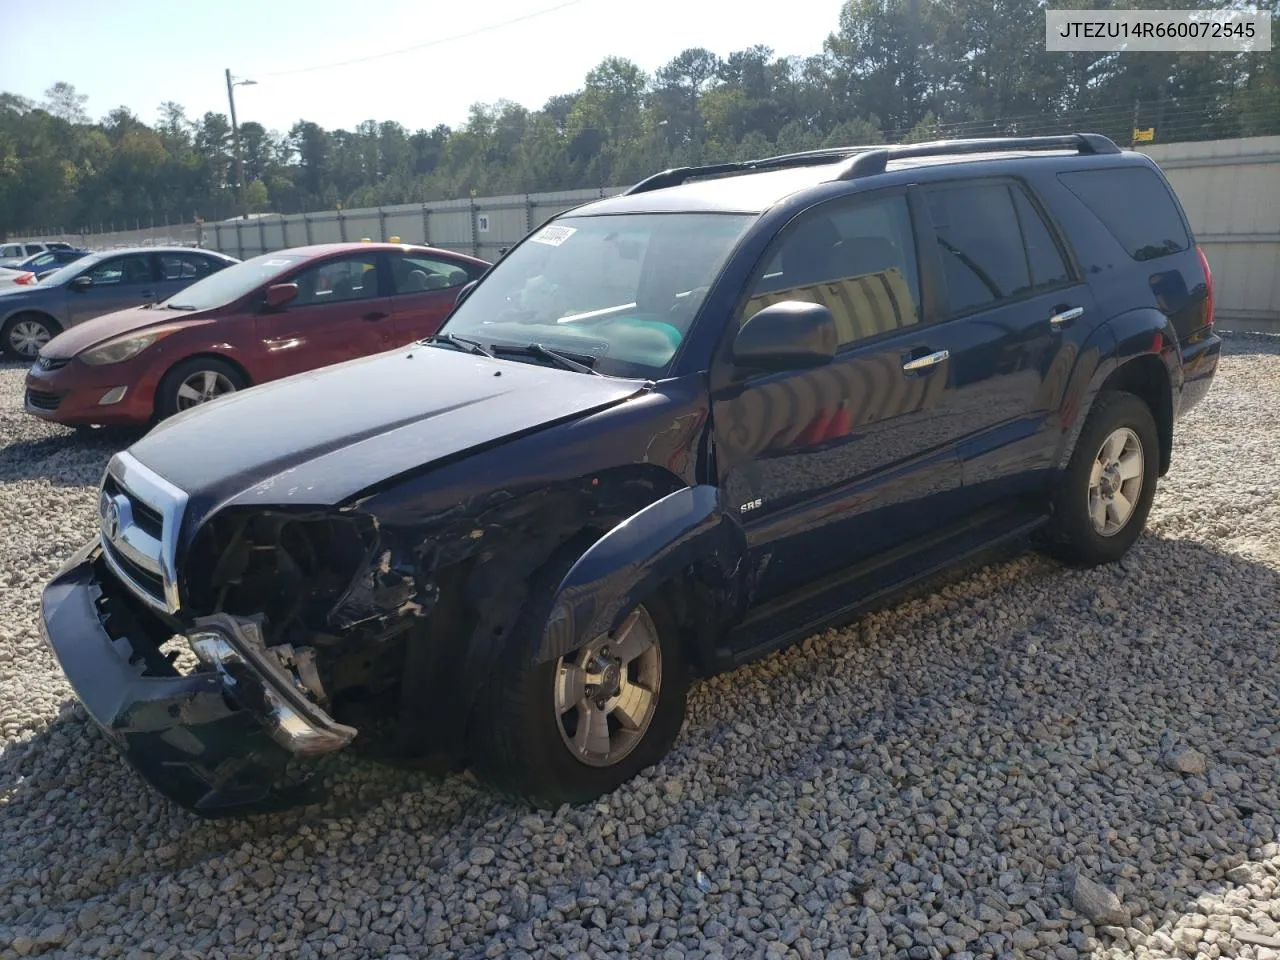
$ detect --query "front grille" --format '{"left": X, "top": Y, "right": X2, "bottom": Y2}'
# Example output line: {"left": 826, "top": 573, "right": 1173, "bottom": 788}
{"left": 102, "top": 474, "right": 163, "bottom": 540}
{"left": 36, "top": 356, "right": 70, "bottom": 372}
{"left": 25, "top": 389, "right": 63, "bottom": 411}
{"left": 98, "top": 453, "right": 190, "bottom": 613}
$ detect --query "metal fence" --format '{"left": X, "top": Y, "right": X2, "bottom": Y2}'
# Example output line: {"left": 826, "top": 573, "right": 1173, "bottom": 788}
{"left": 30, "top": 187, "right": 625, "bottom": 263}
{"left": 1136, "top": 135, "right": 1280, "bottom": 336}
{"left": 25, "top": 136, "right": 1280, "bottom": 334}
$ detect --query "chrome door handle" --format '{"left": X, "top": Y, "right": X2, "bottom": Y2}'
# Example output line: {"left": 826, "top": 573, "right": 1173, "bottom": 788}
{"left": 1049, "top": 306, "right": 1084, "bottom": 328}
{"left": 902, "top": 349, "right": 950, "bottom": 372}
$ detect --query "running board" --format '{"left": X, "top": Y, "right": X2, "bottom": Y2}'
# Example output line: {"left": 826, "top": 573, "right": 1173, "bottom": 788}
{"left": 721, "top": 507, "right": 1047, "bottom": 668}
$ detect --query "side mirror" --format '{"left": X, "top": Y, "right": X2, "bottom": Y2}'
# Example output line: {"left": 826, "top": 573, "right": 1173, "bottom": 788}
{"left": 70, "top": 275, "right": 93, "bottom": 292}
{"left": 732, "top": 301, "right": 837, "bottom": 372}
{"left": 453, "top": 279, "right": 479, "bottom": 308}
{"left": 263, "top": 282, "right": 299, "bottom": 309}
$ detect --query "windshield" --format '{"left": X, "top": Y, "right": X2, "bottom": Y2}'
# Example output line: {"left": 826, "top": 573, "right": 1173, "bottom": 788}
{"left": 161, "top": 251, "right": 306, "bottom": 310}
{"left": 440, "top": 212, "right": 754, "bottom": 378}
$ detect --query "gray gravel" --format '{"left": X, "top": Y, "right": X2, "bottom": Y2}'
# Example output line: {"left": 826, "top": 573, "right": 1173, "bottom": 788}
{"left": 1, "top": 335, "right": 1278, "bottom": 960}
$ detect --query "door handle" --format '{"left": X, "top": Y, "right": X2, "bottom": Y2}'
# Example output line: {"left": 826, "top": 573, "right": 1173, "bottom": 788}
{"left": 902, "top": 349, "right": 950, "bottom": 372}
{"left": 1049, "top": 306, "right": 1084, "bottom": 329}
{"left": 362, "top": 311, "right": 388, "bottom": 322}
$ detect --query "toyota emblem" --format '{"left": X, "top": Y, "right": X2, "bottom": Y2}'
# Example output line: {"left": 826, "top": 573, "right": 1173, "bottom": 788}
{"left": 101, "top": 493, "right": 121, "bottom": 540}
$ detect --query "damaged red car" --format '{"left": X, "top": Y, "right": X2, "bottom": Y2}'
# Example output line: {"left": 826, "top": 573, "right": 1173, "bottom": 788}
{"left": 24, "top": 242, "right": 489, "bottom": 427}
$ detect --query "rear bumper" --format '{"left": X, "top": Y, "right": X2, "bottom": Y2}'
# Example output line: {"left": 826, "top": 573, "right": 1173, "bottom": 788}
{"left": 1178, "top": 329, "right": 1222, "bottom": 419}
{"left": 39, "top": 541, "right": 354, "bottom": 817}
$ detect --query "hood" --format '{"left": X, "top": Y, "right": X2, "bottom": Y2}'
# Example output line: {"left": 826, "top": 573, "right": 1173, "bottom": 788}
{"left": 126, "top": 345, "right": 648, "bottom": 525}
{"left": 42, "top": 304, "right": 190, "bottom": 358}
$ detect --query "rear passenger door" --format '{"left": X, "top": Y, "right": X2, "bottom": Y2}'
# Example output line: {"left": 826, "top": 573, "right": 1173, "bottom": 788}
{"left": 153, "top": 252, "right": 220, "bottom": 302}
{"left": 918, "top": 178, "right": 1097, "bottom": 501}
{"left": 385, "top": 253, "right": 479, "bottom": 347}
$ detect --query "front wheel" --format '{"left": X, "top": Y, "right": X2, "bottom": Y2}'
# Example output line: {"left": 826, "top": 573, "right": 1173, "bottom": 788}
{"left": 469, "top": 585, "right": 689, "bottom": 808}
{"left": 2, "top": 313, "right": 59, "bottom": 359}
{"left": 1044, "top": 390, "right": 1159, "bottom": 566}
{"left": 155, "top": 356, "right": 248, "bottom": 420}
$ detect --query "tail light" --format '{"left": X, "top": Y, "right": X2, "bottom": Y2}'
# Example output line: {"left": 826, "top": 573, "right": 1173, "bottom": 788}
{"left": 1196, "top": 245, "right": 1214, "bottom": 330}
{"left": 13, "top": 272, "right": 36, "bottom": 285}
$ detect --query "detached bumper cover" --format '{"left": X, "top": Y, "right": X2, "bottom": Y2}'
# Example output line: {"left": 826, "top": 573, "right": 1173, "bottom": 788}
{"left": 39, "top": 541, "right": 352, "bottom": 816}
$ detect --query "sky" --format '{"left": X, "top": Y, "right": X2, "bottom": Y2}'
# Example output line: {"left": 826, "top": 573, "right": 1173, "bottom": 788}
{"left": 2, "top": 0, "right": 846, "bottom": 134}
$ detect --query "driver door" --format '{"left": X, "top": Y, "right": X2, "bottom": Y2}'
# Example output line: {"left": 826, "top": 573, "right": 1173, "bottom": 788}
{"left": 254, "top": 252, "right": 394, "bottom": 382}
{"left": 67, "top": 253, "right": 160, "bottom": 325}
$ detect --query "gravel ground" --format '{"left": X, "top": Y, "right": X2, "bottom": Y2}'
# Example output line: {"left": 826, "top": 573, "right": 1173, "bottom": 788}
{"left": 0, "top": 336, "right": 1277, "bottom": 960}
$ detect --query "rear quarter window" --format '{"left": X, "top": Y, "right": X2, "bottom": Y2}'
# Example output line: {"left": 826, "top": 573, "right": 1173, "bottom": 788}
{"left": 1057, "top": 167, "right": 1190, "bottom": 262}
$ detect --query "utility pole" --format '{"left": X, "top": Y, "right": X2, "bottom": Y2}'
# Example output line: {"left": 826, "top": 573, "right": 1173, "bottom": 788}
{"left": 225, "top": 69, "right": 256, "bottom": 220}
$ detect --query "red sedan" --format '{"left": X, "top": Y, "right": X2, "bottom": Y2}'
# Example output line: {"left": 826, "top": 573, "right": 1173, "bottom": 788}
{"left": 24, "top": 242, "right": 489, "bottom": 427}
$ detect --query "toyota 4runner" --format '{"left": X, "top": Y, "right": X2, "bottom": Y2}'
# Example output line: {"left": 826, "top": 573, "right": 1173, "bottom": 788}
{"left": 39, "top": 134, "right": 1221, "bottom": 815}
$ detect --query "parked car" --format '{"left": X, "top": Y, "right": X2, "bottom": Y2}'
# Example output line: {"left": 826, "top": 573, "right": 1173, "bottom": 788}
{"left": 0, "top": 246, "right": 238, "bottom": 358}
{"left": 38, "top": 134, "right": 1220, "bottom": 816}
{"left": 0, "top": 248, "right": 90, "bottom": 287}
{"left": 0, "top": 240, "right": 74, "bottom": 268}
{"left": 24, "top": 242, "right": 490, "bottom": 427}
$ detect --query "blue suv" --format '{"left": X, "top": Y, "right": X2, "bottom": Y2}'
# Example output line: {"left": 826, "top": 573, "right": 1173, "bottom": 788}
{"left": 39, "top": 134, "right": 1220, "bottom": 814}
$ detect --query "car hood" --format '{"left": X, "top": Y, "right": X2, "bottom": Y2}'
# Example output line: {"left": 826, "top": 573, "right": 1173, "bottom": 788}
{"left": 126, "top": 345, "right": 649, "bottom": 526}
{"left": 42, "top": 304, "right": 190, "bottom": 358}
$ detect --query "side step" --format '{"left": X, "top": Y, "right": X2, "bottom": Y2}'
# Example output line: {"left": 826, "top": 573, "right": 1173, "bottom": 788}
{"left": 721, "top": 506, "right": 1047, "bottom": 668}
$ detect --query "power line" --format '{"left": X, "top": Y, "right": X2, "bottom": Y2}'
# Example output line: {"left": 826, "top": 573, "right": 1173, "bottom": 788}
{"left": 256, "top": 0, "right": 589, "bottom": 79}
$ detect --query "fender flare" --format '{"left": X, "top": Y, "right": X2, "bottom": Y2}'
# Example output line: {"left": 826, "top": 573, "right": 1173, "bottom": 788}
{"left": 535, "top": 484, "right": 745, "bottom": 664}
{"left": 1052, "top": 309, "right": 1180, "bottom": 472}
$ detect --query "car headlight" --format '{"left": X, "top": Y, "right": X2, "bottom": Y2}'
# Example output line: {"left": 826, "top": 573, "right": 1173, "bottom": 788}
{"left": 79, "top": 330, "right": 172, "bottom": 366}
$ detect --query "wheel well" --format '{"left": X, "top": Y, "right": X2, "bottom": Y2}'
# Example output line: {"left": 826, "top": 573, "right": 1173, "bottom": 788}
{"left": 161, "top": 352, "right": 253, "bottom": 391}
{"left": 1098, "top": 355, "right": 1173, "bottom": 476}
{"left": 3, "top": 310, "right": 62, "bottom": 333}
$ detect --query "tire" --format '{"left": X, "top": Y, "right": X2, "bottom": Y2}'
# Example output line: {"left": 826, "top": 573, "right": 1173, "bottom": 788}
{"left": 1044, "top": 390, "right": 1159, "bottom": 567}
{"left": 2, "top": 313, "right": 60, "bottom": 359}
{"left": 468, "top": 550, "right": 690, "bottom": 808}
{"left": 155, "top": 356, "right": 248, "bottom": 420}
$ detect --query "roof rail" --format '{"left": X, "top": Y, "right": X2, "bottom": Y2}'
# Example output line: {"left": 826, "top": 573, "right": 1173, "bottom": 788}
{"left": 622, "top": 143, "right": 892, "bottom": 196}
{"left": 833, "top": 133, "right": 1120, "bottom": 180}
{"left": 622, "top": 133, "right": 1121, "bottom": 195}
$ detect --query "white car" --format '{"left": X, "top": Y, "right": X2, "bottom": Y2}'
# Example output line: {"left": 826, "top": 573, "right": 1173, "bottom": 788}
{"left": 0, "top": 241, "right": 74, "bottom": 270}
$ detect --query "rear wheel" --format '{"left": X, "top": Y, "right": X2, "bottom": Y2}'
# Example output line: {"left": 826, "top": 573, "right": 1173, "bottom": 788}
{"left": 2, "top": 313, "right": 59, "bottom": 359}
{"left": 1044, "top": 390, "right": 1159, "bottom": 566}
{"left": 156, "top": 356, "right": 248, "bottom": 420}
{"left": 468, "top": 554, "right": 689, "bottom": 807}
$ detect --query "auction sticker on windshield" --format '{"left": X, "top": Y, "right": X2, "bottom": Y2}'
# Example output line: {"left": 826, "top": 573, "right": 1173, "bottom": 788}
{"left": 531, "top": 225, "right": 577, "bottom": 247}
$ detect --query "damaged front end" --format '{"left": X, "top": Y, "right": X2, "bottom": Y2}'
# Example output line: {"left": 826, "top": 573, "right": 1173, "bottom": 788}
{"left": 39, "top": 543, "right": 358, "bottom": 815}
{"left": 41, "top": 454, "right": 439, "bottom": 816}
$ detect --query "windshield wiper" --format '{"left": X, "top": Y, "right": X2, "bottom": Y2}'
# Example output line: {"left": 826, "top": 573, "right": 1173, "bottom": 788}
{"left": 422, "top": 333, "right": 494, "bottom": 358}
{"left": 166, "top": 303, "right": 197, "bottom": 311}
{"left": 494, "top": 342, "right": 602, "bottom": 376}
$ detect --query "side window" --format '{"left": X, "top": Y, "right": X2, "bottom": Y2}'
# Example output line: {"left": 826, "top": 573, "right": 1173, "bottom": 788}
{"left": 87, "top": 254, "right": 153, "bottom": 286}
{"left": 743, "top": 193, "right": 922, "bottom": 347}
{"left": 158, "top": 253, "right": 217, "bottom": 281}
{"left": 1011, "top": 186, "right": 1071, "bottom": 290}
{"left": 25, "top": 244, "right": 45, "bottom": 256}
{"left": 1, "top": 245, "right": 22, "bottom": 258}
{"left": 925, "top": 183, "right": 1030, "bottom": 314}
{"left": 291, "top": 255, "right": 380, "bottom": 306}
{"left": 389, "top": 255, "right": 471, "bottom": 294}
{"left": 1058, "top": 167, "right": 1190, "bottom": 261}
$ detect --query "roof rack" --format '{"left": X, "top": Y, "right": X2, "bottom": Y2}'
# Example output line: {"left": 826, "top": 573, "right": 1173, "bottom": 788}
{"left": 621, "top": 133, "right": 1120, "bottom": 195}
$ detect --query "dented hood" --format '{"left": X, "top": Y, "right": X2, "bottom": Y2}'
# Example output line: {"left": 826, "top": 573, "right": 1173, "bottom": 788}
{"left": 126, "top": 345, "right": 647, "bottom": 523}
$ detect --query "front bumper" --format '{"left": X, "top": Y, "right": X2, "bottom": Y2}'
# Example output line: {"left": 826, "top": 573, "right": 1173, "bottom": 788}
{"left": 24, "top": 359, "right": 157, "bottom": 427}
{"left": 39, "top": 540, "right": 355, "bottom": 817}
